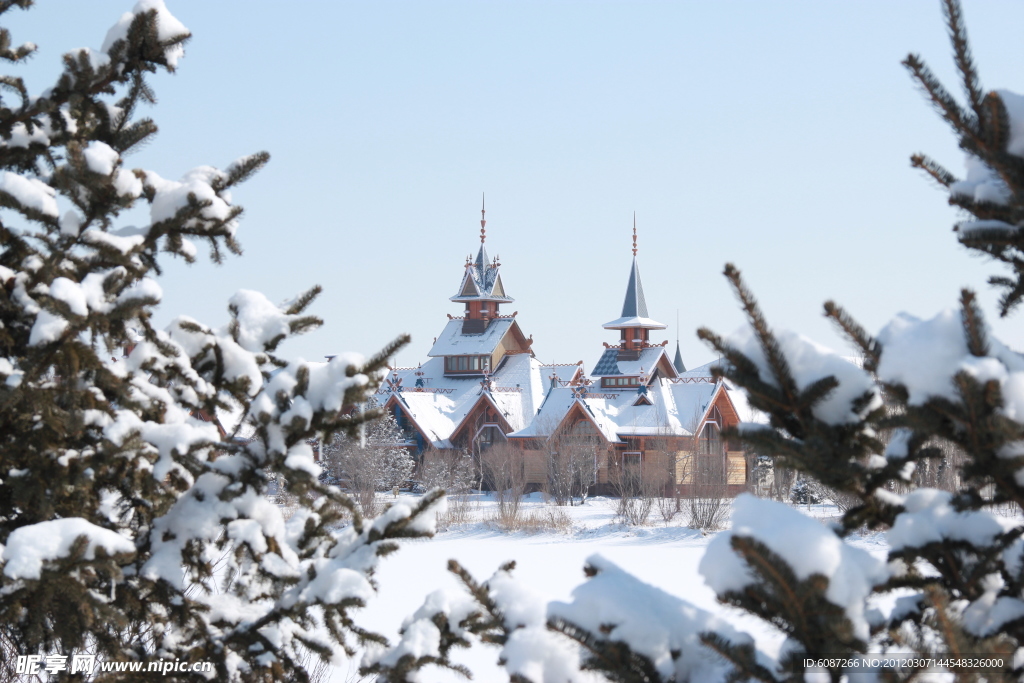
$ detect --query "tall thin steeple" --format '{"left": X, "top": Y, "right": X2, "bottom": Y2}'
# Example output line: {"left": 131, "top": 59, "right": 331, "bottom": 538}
{"left": 604, "top": 216, "right": 664, "bottom": 330}
{"left": 452, "top": 197, "right": 513, "bottom": 332}
{"left": 475, "top": 193, "right": 489, "bottom": 271}
{"left": 673, "top": 309, "right": 686, "bottom": 372}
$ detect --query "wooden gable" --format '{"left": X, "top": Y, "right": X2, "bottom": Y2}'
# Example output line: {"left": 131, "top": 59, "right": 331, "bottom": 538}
{"left": 448, "top": 392, "right": 513, "bottom": 447}
{"left": 490, "top": 319, "right": 534, "bottom": 369}
{"left": 549, "top": 400, "right": 611, "bottom": 444}
{"left": 652, "top": 352, "right": 679, "bottom": 381}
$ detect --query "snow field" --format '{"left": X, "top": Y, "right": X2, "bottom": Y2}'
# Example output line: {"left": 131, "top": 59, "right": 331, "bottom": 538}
{"left": 319, "top": 492, "right": 892, "bottom": 682}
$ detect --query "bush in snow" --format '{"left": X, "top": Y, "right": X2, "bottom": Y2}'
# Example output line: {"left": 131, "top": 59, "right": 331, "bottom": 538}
{"left": 0, "top": 3, "right": 441, "bottom": 681}
{"left": 319, "top": 406, "right": 415, "bottom": 517}
{"left": 370, "top": 2, "right": 1024, "bottom": 681}
{"left": 420, "top": 450, "right": 476, "bottom": 528}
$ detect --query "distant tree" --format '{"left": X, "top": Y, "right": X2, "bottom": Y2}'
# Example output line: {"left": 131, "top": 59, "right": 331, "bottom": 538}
{"left": 607, "top": 451, "right": 657, "bottom": 526}
{"left": 320, "top": 407, "right": 414, "bottom": 517}
{"left": 545, "top": 422, "right": 599, "bottom": 506}
{"left": 420, "top": 449, "right": 476, "bottom": 527}
{"left": 481, "top": 442, "right": 526, "bottom": 528}
{"left": 0, "top": 4, "right": 439, "bottom": 681}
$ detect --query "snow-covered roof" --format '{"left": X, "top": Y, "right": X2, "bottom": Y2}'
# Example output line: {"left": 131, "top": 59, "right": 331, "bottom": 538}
{"left": 378, "top": 353, "right": 548, "bottom": 448}
{"left": 510, "top": 378, "right": 723, "bottom": 443}
{"left": 602, "top": 316, "right": 667, "bottom": 330}
{"left": 427, "top": 318, "right": 515, "bottom": 357}
{"left": 450, "top": 244, "right": 514, "bottom": 303}
{"left": 591, "top": 347, "right": 671, "bottom": 377}
{"left": 677, "top": 358, "right": 720, "bottom": 380}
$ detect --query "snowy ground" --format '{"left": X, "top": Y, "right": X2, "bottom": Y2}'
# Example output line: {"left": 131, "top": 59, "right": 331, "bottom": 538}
{"left": 319, "top": 493, "right": 891, "bottom": 682}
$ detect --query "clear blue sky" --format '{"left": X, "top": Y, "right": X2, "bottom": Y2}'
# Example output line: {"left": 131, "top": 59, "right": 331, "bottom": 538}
{"left": 7, "top": 1, "right": 1024, "bottom": 370}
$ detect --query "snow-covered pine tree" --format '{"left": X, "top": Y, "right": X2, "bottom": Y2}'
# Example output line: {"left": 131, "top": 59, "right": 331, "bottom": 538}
{"left": 0, "top": 2, "right": 442, "bottom": 681}
{"left": 368, "top": 2, "right": 1024, "bottom": 681}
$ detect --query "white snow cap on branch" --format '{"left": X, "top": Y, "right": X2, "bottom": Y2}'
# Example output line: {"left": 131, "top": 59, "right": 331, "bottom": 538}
{"left": 83, "top": 140, "right": 119, "bottom": 175}
{"left": 949, "top": 89, "right": 1024, "bottom": 208}
{"left": 727, "top": 325, "right": 880, "bottom": 425}
{"left": 887, "top": 488, "right": 1021, "bottom": 552}
{"left": 229, "top": 290, "right": 295, "bottom": 353}
{"left": 0, "top": 171, "right": 58, "bottom": 217}
{"left": 101, "top": 0, "right": 189, "bottom": 67}
{"left": 701, "top": 495, "right": 887, "bottom": 642}
{"left": 550, "top": 554, "right": 752, "bottom": 682}
{"left": 144, "top": 166, "right": 234, "bottom": 230}
{"left": 2, "top": 518, "right": 134, "bottom": 580}
{"left": 877, "top": 308, "right": 1024, "bottom": 422}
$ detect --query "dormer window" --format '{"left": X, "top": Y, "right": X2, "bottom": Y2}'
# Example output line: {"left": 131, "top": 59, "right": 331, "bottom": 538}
{"left": 601, "top": 376, "right": 640, "bottom": 388}
{"left": 445, "top": 355, "right": 490, "bottom": 374}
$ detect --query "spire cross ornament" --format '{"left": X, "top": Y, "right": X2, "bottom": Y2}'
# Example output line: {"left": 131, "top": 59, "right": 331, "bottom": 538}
{"left": 632, "top": 212, "right": 637, "bottom": 256}
{"left": 480, "top": 192, "right": 487, "bottom": 244}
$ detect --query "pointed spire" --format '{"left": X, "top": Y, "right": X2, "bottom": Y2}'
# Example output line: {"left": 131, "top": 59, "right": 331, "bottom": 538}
{"left": 621, "top": 214, "right": 647, "bottom": 317}
{"left": 602, "top": 215, "right": 665, "bottom": 330}
{"left": 621, "top": 256, "right": 649, "bottom": 318}
{"left": 475, "top": 194, "right": 489, "bottom": 272}
{"left": 451, "top": 197, "right": 513, "bottom": 304}
{"left": 673, "top": 309, "right": 685, "bottom": 372}
{"left": 480, "top": 192, "right": 487, "bottom": 243}
{"left": 673, "top": 341, "right": 686, "bottom": 373}
{"left": 632, "top": 212, "right": 637, "bottom": 256}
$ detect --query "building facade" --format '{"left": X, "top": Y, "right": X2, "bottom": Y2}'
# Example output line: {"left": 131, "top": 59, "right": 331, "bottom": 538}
{"left": 376, "top": 212, "right": 748, "bottom": 495}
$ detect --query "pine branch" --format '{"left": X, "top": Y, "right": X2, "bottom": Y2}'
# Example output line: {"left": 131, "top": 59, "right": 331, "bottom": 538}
{"left": 903, "top": 53, "right": 981, "bottom": 151}
{"left": 823, "top": 301, "right": 881, "bottom": 372}
{"left": 942, "top": 0, "right": 985, "bottom": 123}
{"left": 909, "top": 153, "right": 957, "bottom": 188}
{"left": 213, "top": 151, "right": 270, "bottom": 191}
{"left": 359, "top": 333, "right": 412, "bottom": 379}
{"left": 959, "top": 289, "right": 988, "bottom": 357}
{"left": 699, "top": 632, "right": 779, "bottom": 683}
{"left": 547, "top": 616, "right": 665, "bottom": 683}
{"left": 982, "top": 90, "right": 1010, "bottom": 153}
{"left": 285, "top": 285, "right": 322, "bottom": 315}
{"left": 722, "top": 264, "right": 800, "bottom": 402}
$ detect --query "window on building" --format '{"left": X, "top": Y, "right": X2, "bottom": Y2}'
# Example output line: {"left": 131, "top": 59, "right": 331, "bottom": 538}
{"left": 699, "top": 423, "right": 722, "bottom": 455}
{"left": 601, "top": 376, "right": 640, "bottom": 388}
{"left": 474, "top": 424, "right": 505, "bottom": 457}
{"left": 445, "top": 355, "right": 489, "bottom": 373}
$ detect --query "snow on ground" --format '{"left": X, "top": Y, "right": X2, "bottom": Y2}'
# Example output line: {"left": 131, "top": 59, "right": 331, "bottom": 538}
{"left": 319, "top": 492, "right": 891, "bottom": 682}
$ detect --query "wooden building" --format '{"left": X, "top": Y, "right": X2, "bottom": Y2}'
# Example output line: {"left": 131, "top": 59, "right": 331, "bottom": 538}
{"left": 376, "top": 209, "right": 749, "bottom": 496}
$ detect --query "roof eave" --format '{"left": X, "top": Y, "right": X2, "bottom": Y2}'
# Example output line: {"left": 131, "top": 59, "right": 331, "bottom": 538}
{"left": 602, "top": 316, "right": 667, "bottom": 330}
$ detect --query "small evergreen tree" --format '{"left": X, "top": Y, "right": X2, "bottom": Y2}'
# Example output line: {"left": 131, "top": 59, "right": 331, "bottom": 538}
{"left": 368, "top": 1, "right": 1024, "bottom": 681}
{"left": 0, "top": 2, "right": 441, "bottom": 681}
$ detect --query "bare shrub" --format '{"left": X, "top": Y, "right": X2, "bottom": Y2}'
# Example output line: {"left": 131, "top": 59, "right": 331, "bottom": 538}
{"left": 488, "top": 505, "right": 572, "bottom": 534}
{"left": 608, "top": 453, "right": 659, "bottom": 526}
{"left": 647, "top": 435, "right": 682, "bottom": 525}
{"left": 421, "top": 449, "right": 477, "bottom": 529}
{"left": 546, "top": 422, "right": 600, "bottom": 506}
{"left": 481, "top": 442, "right": 527, "bottom": 527}
{"left": 802, "top": 478, "right": 860, "bottom": 514}
{"left": 685, "top": 453, "right": 730, "bottom": 531}
{"left": 320, "top": 409, "right": 414, "bottom": 517}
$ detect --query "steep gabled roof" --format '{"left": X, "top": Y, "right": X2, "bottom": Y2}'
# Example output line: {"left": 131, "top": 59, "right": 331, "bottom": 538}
{"left": 450, "top": 244, "right": 514, "bottom": 303}
{"left": 377, "top": 353, "right": 549, "bottom": 448}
